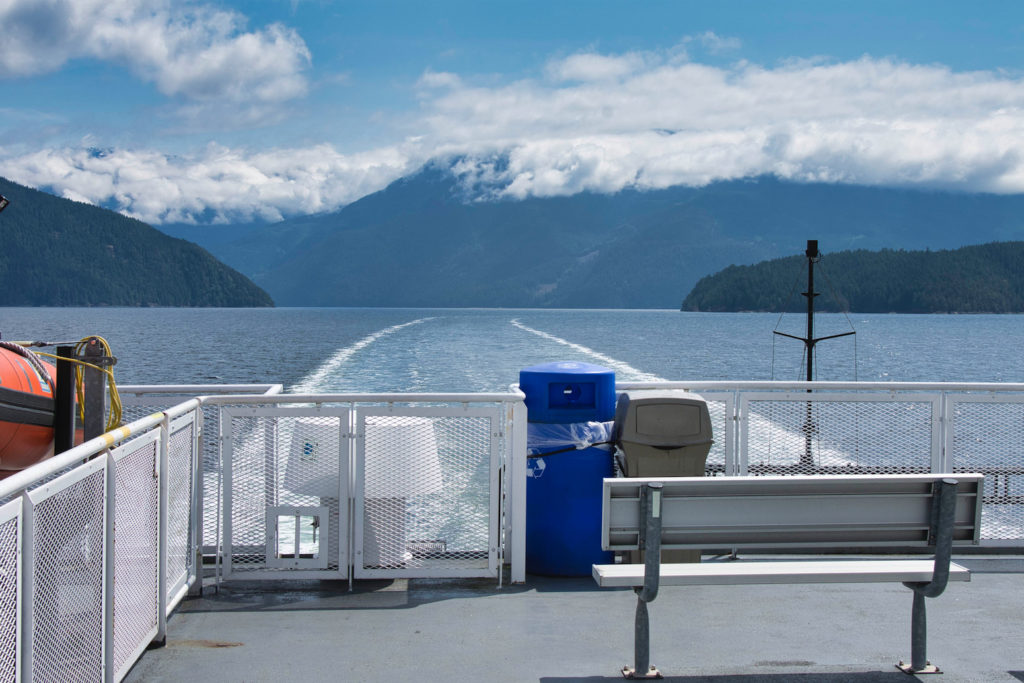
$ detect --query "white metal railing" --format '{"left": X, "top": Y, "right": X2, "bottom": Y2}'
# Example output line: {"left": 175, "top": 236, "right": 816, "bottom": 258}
{"left": 3, "top": 379, "right": 1022, "bottom": 680}
{"left": 200, "top": 391, "right": 527, "bottom": 587}
{"left": 620, "top": 381, "right": 1024, "bottom": 544}
{"left": 0, "top": 399, "right": 203, "bottom": 682}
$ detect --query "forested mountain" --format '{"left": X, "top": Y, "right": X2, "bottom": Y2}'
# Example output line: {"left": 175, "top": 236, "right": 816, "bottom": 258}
{"left": 0, "top": 178, "right": 273, "bottom": 307}
{"left": 162, "top": 162, "right": 1024, "bottom": 308}
{"left": 682, "top": 242, "right": 1024, "bottom": 313}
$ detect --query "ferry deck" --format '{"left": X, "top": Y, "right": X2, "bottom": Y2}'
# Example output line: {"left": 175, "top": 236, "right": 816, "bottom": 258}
{"left": 1, "top": 379, "right": 1022, "bottom": 682}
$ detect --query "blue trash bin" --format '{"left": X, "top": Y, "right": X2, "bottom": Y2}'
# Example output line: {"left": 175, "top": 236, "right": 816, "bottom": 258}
{"left": 520, "top": 361, "right": 615, "bottom": 576}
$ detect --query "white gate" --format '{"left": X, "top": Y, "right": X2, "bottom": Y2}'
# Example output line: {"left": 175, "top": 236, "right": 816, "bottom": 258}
{"left": 354, "top": 407, "right": 501, "bottom": 579}
{"left": 221, "top": 407, "right": 351, "bottom": 580}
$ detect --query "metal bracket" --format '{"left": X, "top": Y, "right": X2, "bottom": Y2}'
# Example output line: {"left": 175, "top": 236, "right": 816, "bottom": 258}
{"left": 897, "top": 661, "right": 941, "bottom": 675}
{"left": 622, "top": 665, "right": 663, "bottom": 679}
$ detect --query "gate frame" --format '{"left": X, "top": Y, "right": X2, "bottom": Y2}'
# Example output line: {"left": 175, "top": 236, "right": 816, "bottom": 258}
{"left": 353, "top": 405, "right": 502, "bottom": 580}
{"left": 220, "top": 406, "right": 351, "bottom": 581}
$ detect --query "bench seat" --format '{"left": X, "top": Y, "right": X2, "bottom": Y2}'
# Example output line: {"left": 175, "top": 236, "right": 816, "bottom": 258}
{"left": 593, "top": 558, "right": 971, "bottom": 588}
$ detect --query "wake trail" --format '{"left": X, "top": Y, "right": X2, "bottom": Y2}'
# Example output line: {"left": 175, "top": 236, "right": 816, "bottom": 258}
{"left": 510, "top": 319, "right": 665, "bottom": 382}
{"left": 290, "top": 317, "right": 435, "bottom": 393}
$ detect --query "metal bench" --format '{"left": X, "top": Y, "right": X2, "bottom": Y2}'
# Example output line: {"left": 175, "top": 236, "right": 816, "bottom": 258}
{"left": 592, "top": 473, "right": 985, "bottom": 679}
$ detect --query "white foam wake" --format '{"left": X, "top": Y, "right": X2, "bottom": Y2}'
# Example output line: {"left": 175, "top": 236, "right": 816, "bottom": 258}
{"left": 290, "top": 317, "right": 434, "bottom": 393}
{"left": 510, "top": 319, "right": 665, "bottom": 382}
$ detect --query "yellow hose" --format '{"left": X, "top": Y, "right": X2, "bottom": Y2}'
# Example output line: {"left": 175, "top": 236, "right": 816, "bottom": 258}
{"left": 34, "top": 336, "right": 123, "bottom": 432}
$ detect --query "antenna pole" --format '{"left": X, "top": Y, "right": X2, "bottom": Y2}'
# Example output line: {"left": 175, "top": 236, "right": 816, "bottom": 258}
{"left": 805, "top": 239, "right": 818, "bottom": 383}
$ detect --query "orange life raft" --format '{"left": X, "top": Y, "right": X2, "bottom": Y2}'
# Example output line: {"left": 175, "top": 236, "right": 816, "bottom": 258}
{"left": 0, "top": 344, "right": 57, "bottom": 471}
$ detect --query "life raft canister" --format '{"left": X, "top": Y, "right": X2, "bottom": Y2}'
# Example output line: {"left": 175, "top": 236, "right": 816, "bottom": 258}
{"left": 0, "top": 346, "right": 57, "bottom": 471}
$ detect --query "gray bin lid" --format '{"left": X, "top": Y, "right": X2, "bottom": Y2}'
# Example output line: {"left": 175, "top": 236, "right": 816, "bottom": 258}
{"left": 614, "top": 389, "right": 713, "bottom": 448}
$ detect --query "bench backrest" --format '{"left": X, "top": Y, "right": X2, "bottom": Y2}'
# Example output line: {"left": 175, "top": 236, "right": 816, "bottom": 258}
{"left": 602, "top": 474, "right": 985, "bottom": 551}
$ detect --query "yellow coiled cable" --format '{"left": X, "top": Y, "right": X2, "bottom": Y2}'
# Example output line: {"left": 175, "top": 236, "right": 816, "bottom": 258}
{"left": 32, "top": 336, "right": 123, "bottom": 432}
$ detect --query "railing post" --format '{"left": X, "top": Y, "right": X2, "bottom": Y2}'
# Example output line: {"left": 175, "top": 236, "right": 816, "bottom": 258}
{"left": 156, "top": 414, "right": 170, "bottom": 645}
{"left": 509, "top": 399, "right": 527, "bottom": 584}
{"left": 21, "top": 492, "right": 35, "bottom": 683}
{"left": 102, "top": 452, "right": 115, "bottom": 683}
{"left": 191, "top": 405, "right": 204, "bottom": 595}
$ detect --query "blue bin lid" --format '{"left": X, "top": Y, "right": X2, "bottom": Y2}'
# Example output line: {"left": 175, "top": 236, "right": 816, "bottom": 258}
{"left": 519, "top": 361, "right": 616, "bottom": 423}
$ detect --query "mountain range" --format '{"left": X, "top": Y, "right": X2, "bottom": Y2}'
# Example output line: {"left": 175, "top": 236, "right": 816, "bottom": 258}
{"left": 161, "top": 162, "right": 1024, "bottom": 308}
{"left": 9, "top": 158, "right": 1024, "bottom": 309}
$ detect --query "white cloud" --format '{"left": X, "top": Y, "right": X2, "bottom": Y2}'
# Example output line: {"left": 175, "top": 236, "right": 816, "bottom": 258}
{"left": 419, "top": 53, "right": 1024, "bottom": 199}
{"left": 545, "top": 52, "right": 649, "bottom": 82}
{"left": 0, "top": 143, "right": 420, "bottom": 224}
{"left": 7, "top": 43, "right": 1024, "bottom": 223}
{"left": 0, "top": 0, "right": 310, "bottom": 111}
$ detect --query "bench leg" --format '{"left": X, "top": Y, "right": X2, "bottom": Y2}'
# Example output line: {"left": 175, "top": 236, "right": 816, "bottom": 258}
{"left": 622, "top": 595, "right": 661, "bottom": 679}
{"left": 623, "top": 483, "right": 664, "bottom": 680}
{"left": 897, "top": 590, "right": 940, "bottom": 674}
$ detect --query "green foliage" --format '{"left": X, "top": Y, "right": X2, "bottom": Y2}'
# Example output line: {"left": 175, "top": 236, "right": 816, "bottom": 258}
{"left": 0, "top": 177, "right": 273, "bottom": 307}
{"left": 682, "top": 243, "right": 1024, "bottom": 313}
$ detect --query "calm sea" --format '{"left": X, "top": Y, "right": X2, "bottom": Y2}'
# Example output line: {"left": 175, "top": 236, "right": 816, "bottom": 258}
{"left": 1, "top": 307, "right": 1022, "bottom": 390}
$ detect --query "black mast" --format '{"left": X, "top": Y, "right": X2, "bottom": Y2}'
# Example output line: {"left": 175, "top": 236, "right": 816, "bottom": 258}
{"left": 773, "top": 240, "right": 856, "bottom": 468}
{"left": 773, "top": 240, "right": 855, "bottom": 382}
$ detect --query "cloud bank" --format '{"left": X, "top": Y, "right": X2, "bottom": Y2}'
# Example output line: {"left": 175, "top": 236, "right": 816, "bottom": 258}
{"left": 6, "top": 40, "right": 1024, "bottom": 223}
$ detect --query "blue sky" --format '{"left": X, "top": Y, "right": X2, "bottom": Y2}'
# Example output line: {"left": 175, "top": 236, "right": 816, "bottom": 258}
{"left": 3, "top": 1, "right": 1024, "bottom": 224}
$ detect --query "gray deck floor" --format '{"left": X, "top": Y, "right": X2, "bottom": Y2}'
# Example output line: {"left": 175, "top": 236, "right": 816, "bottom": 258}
{"left": 126, "top": 556, "right": 1024, "bottom": 683}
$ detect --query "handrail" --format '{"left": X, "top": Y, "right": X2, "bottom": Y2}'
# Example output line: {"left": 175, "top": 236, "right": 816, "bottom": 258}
{"left": 120, "top": 383, "right": 284, "bottom": 395}
{"left": 197, "top": 390, "right": 526, "bottom": 405}
{"left": 617, "top": 380, "right": 1024, "bottom": 392}
{"left": 0, "top": 410, "right": 167, "bottom": 500}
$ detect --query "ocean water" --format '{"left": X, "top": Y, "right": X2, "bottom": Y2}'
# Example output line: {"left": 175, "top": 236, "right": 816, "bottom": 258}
{"left": 1, "top": 307, "right": 1022, "bottom": 390}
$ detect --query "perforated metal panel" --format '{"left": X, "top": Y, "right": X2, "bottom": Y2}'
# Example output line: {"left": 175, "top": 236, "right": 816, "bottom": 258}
{"left": 0, "top": 500, "right": 22, "bottom": 682}
{"left": 26, "top": 457, "right": 107, "bottom": 683}
{"left": 355, "top": 408, "right": 500, "bottom": 579}
{"left": 111, "top": 432, "right": 160, "bottom": 680}
{"left": 740, "top": 392, "right": 939, "bottom": 476}
{"left": 948, "top": 394, "right": 1024, "bottom": 541}
{"left": 166, "top": 414, "right": 197, "bottom": 606}
{"left": 700, "top": 393, "right": 733, "bottom": 476}
{"left": 222, "top": 407, "right": 349, "bottom": 578}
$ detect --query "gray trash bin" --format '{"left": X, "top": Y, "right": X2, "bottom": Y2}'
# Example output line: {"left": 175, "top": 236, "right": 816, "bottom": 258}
{"left": 613, "top": 389, "right": 714, "bottom": 563}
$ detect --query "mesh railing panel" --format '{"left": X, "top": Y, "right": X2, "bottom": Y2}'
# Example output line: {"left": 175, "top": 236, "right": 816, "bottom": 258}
{"left": 112, "top": 438, "right": 160, "bottom": 678}
{"left": 359, "top": 413, "right": 493, "bottom": 574}
{"left": 166, "top": 421, "right": 195, "bottom": 597}
{"left": 0, "top": 515, "right": 19, "bottom": 681}
{"left": 949, "top": 398, "right": 1024, "bottom": 541}
{"left": 705, "top": 398, "right": 728, "bottom": 476}
{"left": 744, "top": 397, "right": 935, "bottom": 475}
{"left": 30, "top": 467, "right": 106, "bottom": 683}
{"left": 227, "top": 413, "right": 346, "bottom": 573}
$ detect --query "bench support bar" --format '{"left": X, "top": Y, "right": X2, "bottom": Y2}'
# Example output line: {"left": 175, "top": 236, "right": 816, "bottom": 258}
{"left": 896, "top": 477, "right": 959, "bottom": 674}
{"left": 624, "top": 483, "right": 664, "bottom": 680}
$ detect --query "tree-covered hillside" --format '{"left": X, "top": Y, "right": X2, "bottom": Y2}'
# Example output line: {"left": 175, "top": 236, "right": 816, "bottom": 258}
{"left": 0, "top": 178, "right": 273, "bottom": 306}
{"left": 682, "top": 242, "right": 1024, "bottom": 313}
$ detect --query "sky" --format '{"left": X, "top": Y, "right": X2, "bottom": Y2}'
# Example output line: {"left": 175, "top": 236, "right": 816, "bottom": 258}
{"left": 3, "top": 1, "right": 1024, "bottom": 225}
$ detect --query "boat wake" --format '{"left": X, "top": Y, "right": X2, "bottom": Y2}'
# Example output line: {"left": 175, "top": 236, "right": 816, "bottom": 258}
{"left": 509, "top": 319, "right": 665, "bottom": 382}
{"left": 291, "top": 317, "right": 435, "bottom": 393}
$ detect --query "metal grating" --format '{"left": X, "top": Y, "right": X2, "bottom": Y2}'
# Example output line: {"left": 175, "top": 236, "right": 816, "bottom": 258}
{"left": 356, "top": 410, "right": 497, "bottom": 578}
{"left": 703, "top": 396, "right": 730, "bottom": 476}
{"left": 0, "top": 507, "right": 20, "bottom": 682}
{"left": 112, "top": 435, "right": 160, "bottom": 679}
{"left": 949, "top": 397, "right": 1024, "bottom": 541}
{"left": 225, "top": 410, "right": 348, "bottom": 576}
{"left": 28, "top": 462, "right": 106, "bottom": 683}
{"left": 166, "top": 419, "right": 196, "bottom": 601}
{"left": 743, "top": 394, "right": 936, "bottom": 476}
